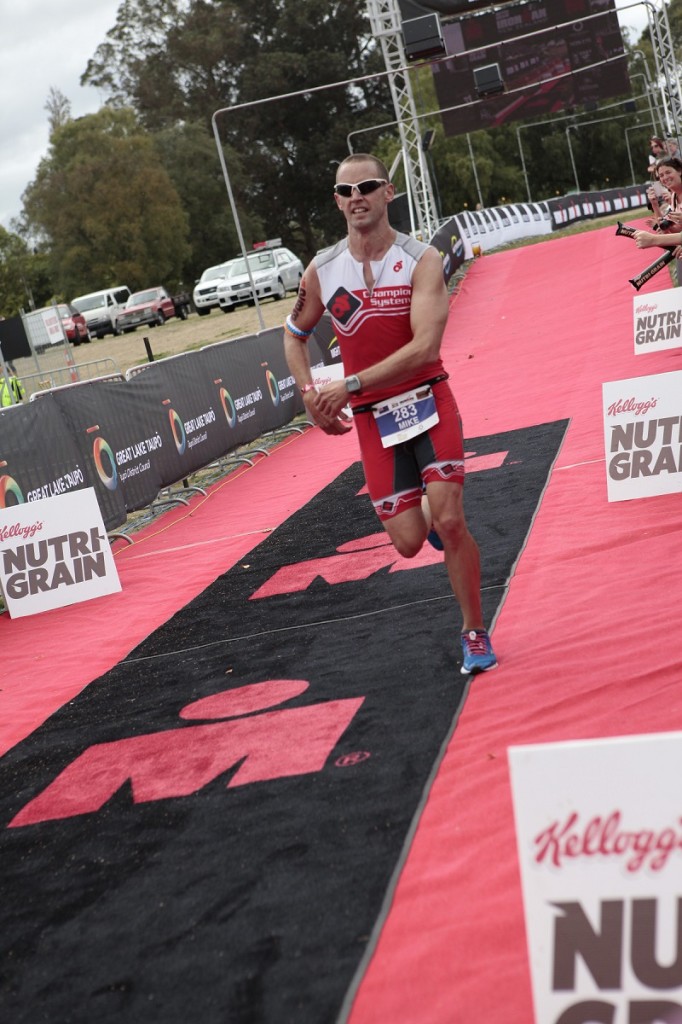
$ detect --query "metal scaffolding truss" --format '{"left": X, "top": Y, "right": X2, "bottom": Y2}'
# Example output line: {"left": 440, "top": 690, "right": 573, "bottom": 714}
{"left": 365, "top": 0, "right": 440, "bottom": 238}
{"left": 646, "top": 0, "right": 682, "bottom": 139}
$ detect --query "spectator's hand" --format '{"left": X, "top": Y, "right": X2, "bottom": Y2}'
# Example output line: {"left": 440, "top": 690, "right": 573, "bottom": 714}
{"left": 634, "top": 230, "right": 657, "bottom": 249}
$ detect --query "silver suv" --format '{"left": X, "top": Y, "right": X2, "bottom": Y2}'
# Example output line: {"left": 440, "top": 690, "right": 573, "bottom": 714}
{"left": 216, "top": 245, "right": 303, "bottom": 313}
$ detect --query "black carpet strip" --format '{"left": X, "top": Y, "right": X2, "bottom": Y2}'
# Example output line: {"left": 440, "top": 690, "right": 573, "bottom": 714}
{"left": 0, "top": 420, "right": 567, "bottom": 1024}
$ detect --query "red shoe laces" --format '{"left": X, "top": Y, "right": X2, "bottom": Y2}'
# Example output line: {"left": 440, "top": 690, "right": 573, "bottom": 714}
{"left": 464, "top": 630, "right": 488, "bottom": 654}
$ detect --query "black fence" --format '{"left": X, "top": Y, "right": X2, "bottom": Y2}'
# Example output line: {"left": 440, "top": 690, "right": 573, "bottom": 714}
{"left": 0, "top": 321, "right": 339, "bottom": 531}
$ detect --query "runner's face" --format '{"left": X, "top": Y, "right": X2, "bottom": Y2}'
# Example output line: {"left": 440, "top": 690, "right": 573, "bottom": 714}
{"left": 334, "top": 162, "right": 392, "bottom": 230}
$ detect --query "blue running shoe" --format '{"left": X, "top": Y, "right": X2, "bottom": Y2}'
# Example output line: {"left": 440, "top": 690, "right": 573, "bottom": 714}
{"left": 426, "top": 527, "right": 444, "bottom": 551}
{"left": 460, "top": 629, "right": 498, "bottom": 675}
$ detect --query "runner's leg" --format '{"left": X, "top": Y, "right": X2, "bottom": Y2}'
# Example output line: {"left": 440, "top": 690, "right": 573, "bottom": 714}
{"left": 425, "top": 479, "right": 483, "bottom": 632}
{"left": 380, "top": 504, "right": 428, "bottom": 558}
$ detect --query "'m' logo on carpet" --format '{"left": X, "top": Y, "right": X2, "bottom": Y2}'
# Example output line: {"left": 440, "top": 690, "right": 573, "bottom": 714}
{"left": 9, "top": 680, "right": 365, "bottom": 828}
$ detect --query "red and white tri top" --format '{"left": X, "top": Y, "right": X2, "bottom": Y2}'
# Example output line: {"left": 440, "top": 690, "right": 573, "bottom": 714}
{"left": 314, "top": 232, "right": 447, "bottom": 407}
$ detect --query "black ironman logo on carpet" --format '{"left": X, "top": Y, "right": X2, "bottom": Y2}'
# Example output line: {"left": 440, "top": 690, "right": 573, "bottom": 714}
{"left": 9, "top": 680, "right": 365, "bottom": 828}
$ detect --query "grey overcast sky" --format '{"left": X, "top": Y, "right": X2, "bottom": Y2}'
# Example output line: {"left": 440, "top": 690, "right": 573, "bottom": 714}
{"left": 0, "top": 0, "right": 651, "bottom": 232}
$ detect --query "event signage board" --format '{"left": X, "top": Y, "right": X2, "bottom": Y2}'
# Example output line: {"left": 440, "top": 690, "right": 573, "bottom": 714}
{"left": 37, "top": 307, "right": 64, "bottom": 345}
{"left": 0, "top": 487, "right": 121, "bottom": 617}
{"left": 509, "top": 732, "right": 682, "bottom": 1024}
{"left": 633, "top": 288, "right": 682, "bottom": 356}
{"left": 602, "top": 369, "right": 682, "bottom": 502}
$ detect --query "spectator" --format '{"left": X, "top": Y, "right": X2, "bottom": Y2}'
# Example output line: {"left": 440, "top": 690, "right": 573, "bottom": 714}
{"left": 645, "top": 165, "right": 667, "bottom": 223}
{"left": 635, "top": 155, "right": 682, "bottom": 265}
{"left": 0, "top": 363, "right": 26, "bottom": 406}
{"left": 648, "top": 136, "right": 667, "bottom": 171}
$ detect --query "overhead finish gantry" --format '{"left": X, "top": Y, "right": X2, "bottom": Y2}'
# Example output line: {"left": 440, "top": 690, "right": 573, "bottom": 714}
{"left": 367, "top": 0, "right": 682, "bottom": 237}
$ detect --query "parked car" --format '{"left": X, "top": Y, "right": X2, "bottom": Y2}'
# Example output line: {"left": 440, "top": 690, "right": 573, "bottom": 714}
{"left": 117, "top": 287, "right": 178, "bottom": 332}
{"left": 192, "top": 261, "right": 236, "bottom": 316}
{"left": 71, "top": 286, "right": 131, "bottom": 339}
{"left": 57, "top": 303, "right": 91, "bottom": 345}
{"left": 217, "top": 247, "right": 304, "bottom": 313}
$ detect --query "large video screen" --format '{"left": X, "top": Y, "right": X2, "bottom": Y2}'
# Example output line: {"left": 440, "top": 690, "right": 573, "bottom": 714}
{"left": 430, "top": 0, "right": 630, "bottom": 135}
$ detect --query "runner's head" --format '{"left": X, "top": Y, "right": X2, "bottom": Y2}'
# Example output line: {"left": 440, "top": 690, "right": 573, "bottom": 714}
{"left": 336, "top": 153, "right": 390, "bottom": 185}
{"left": 333, "top": 154, "right": 394, "bottom": 230}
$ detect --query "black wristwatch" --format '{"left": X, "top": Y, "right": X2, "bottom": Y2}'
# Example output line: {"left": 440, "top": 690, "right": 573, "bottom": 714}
{"left": 345, "top": 374, "right": 362, "bottom": 394}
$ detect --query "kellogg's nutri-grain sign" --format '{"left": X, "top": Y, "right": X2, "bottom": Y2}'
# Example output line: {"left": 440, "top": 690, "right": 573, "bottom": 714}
{"left": 633, "top": 289, "right": 682, "bottom": 356}
{"left": 602, "top": 370, "right": 682, "bottom": 502}
{"left": 0, "top": 488, "right": 121, "bottom": 617}
{"left": 509, "top": 732, "right": 682, "bottom": 1024}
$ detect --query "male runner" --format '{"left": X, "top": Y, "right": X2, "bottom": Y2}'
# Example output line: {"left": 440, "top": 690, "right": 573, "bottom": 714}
{"left": 283, "top": 153, "right": 496, "bottom": 675}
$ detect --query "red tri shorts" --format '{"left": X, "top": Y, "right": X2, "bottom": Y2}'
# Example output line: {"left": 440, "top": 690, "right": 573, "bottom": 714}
{"left": 353, "top": 380, "right": 465, "bottom": 521}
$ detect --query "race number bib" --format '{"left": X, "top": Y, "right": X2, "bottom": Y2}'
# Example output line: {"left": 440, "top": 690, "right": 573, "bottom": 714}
{"left": 372, "top": 385, "right": 439, "bottom": 448}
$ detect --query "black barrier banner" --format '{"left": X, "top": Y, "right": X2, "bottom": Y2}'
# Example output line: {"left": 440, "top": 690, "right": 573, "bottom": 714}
{"left": 0, "top": 395, "right": 127, "bottom": 528}
{"left": 547, "top": 185, "right": 647, "bottom": 229}
{"left": 309, "top": 313, "right": 342, "bottom": 368}
{"left": 200, "top": 336, "right": 287, "bottom": 452}
{"left": 430, "top": 217, "right": 466, "bottom": 285}
{"left": 0, "top": 327, "right": 335, "bottom": 533}
{"left": 253, "top": 328, "right": 307, "bottom": 431}
{"left": 129, "top": 352, "right": 227, "bottom": 487}
{"left": 49, "top": 380, "right": 162, "bottom": 520}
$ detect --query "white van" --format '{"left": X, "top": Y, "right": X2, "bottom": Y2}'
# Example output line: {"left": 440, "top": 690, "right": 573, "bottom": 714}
{"left": 71, "top": 286, "right": 131, "bottom": 339}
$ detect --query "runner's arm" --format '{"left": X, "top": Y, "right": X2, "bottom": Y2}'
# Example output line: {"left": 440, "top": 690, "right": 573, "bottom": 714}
{"left": 283, "top": 260, "right": 325, "bottom": 387}
{"left": 283, "top": 262, "right": 352, "bottom": 435}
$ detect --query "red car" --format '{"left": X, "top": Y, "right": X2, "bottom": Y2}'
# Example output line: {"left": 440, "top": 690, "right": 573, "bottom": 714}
{"left": 56, "top": 303, "right": 90, "bottom": 346}
{"left": 117, "top": 287, "right": 177, "bottom": 332}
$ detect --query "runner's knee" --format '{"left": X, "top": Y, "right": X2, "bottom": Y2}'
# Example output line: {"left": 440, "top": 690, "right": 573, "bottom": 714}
{"left": 384, "top": 519, "right": 426, "bottom": 557}
{"left": 392, "top": 534, "right": 424, "bottom": 558}
{"left": 432, "top": 509, "right": 467, "bottom": 547}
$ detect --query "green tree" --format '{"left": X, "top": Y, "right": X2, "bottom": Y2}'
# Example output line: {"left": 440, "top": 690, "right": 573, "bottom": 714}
{"left": 82, "top": 0, "right": 393, "bottom": 260}
{"left": 153, "top": 121, "right": 263, "bottom": 284}
{"left": 82, "top": 0, "right": 189, "bottom": 126}
{"left": 45, "top": 87, "right": 72, "bottom": 136}
{"left": 219, "top": 0, "right": 390, "bottom": 254}
{"left": 0, "top": 227, "right": 52, "bottom": 317}
{"left": 21, "top": 107, "right": 191, "bottom": 296}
